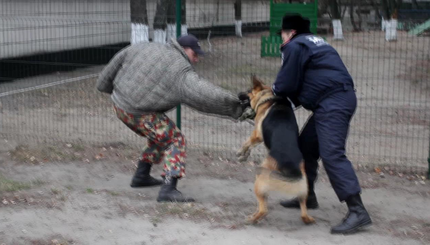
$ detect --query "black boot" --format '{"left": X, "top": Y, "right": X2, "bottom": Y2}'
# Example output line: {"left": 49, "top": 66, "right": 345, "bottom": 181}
{"left": 130, "top": 161, "right": 163, "bottom": 188}
{"left": 331, "top": 194, "right": 372, "bottom": 234}
{"left": 156, "top": 177, "right": 195, "bottom": 202}
{"left": 280, "top": 190, "right": 319, "bottom": 209}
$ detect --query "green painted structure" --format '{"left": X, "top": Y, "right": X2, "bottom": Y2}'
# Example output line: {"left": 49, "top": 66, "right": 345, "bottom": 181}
{"left": 261, "top": 0, "right": 318, "bottom": 57}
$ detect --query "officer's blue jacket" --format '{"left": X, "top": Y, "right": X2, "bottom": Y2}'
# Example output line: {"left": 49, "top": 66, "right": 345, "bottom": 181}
{"left": 272, "top": 34, "right": 354, "bottom": 110}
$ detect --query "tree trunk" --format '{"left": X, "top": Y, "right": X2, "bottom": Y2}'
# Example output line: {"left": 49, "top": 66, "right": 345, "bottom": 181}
{"left": 130, "top": 0, "right": 149, "bottom": 44}
{"left": 329, "top": 0, "right": 343, "bottom": 39}
{"left": 329, "top": 0, "right": 340, "bottom": 19}
{"left": 368, "top": 0, "right": 382, "bottom": 23}
{"left": 235, "top": 0, "right": 242, "bottom": 37}
{"left": 412, "top": 0, "right": 421, "bottom": 9}
{"left": 349, "top": 0, "right": 359, "bottom": 32}
{"left": 166, "top": 0, "right": 176, "bottom": 41}
{"left": 181, "top": 0, "right": 187, "bottom": 35}
{"left": 381, "top": 0, "right": 403, "bottom": 19}
{"left": 153, "top": 0, "right": 169, "bottom": 43}
{"left": 356, "top": 0, "right": 362, "bottom": 31}
{"left": 165, "top": 0, "right": 187, "bottom": 41}
{"left": 386, "top": 0, "right": 402, "bottom": 41}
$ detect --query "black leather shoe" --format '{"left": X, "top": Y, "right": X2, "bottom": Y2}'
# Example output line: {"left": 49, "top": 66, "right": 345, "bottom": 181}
{"left": 331, "top": 194, "right": 372, "bottom": 234}
{"left": 156, "top": 177, "right": 195, "bottom": 202}
{"left": 280, "top": 192, "right": 319, "bottom": 209}
{"left": 130, "top": 161, "right": 163, "bottom": 188}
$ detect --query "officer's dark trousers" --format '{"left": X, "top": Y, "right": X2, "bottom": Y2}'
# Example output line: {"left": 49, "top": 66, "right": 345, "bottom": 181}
{"left": 299, "top": 89, "right": 361, "bottom": 201}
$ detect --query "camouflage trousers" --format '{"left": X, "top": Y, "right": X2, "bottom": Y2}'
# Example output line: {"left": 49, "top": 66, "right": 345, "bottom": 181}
{"left": 114, "top": 106, "right": 186, "bottom": 178}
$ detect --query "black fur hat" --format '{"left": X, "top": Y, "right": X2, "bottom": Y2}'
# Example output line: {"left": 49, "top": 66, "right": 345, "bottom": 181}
{"left": 277, "top": 13, "right": 311, "bottom": 35}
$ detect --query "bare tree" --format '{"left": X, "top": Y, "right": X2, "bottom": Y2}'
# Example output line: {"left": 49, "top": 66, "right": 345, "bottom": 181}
{"left": 349, "top": 0, "right": 363, "bottom": 32}
{"left": 130, "top": 0, "right": 149, "bottom": 44}
{"left": 166, "top": 0, "right": 176, "bottom": 41}
{"left": 380, "top": 0, "right": 403, "bottom": 19}
{"left": 181, "top": 0, "right": 187, "bottom": 35}
{"left": 318, "top": 0, "right": 330, "bottom": 17}
{"left": 153, "top": 0, "right": 168, "bottom": 43}
{"left": 381, "top": 0, "right": 403, "bottom": 41}
{"left": 235, "top": 0, "right": 242, "bottom": 37}
{"left": 153, "top": 0, "right": 187, "bottom": 43}
{"left": 166, "top": 0, "right": 187, "bottom": 40}
{"left": 328, "top": 0, "right": 345, "bottom": 39}
{"left": 367, "top": 0, "right": 382, "bottom": 21}
{"left": 411, "top": 0, "right": 421, "bottom": 9}
{"left": 357, "top": 0, "right": 363, "bottom": 31}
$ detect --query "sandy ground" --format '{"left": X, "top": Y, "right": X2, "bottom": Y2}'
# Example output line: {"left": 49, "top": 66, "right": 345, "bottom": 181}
{"left": 0, "top": 140, "right": 429, "bottom": 245}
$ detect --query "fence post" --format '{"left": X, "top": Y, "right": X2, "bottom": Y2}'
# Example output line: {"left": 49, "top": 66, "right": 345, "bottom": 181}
{"left": 176, "top": 0, "right": 182, "bottom": 129}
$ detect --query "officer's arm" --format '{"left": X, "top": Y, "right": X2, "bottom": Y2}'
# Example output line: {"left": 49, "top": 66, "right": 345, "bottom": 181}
{"left": 272, "top": 44, "right": 305, "bottom": 98}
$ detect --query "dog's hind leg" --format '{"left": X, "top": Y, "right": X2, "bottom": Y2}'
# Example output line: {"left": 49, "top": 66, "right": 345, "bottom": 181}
{"left": 246, "top": 176, "right": 268, "bottom": 224}
{"left": 299, "top": 195, "right": 315, "bottom": 225}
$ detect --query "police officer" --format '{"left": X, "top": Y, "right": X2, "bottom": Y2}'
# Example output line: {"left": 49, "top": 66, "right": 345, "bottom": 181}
{"left": 273, "top": 14, "right": 372, "bottom": 234}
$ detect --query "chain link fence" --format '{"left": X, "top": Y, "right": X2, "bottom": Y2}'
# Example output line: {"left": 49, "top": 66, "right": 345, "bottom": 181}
{"left": 1, "top": 0, "right": 429, "bottom": 175}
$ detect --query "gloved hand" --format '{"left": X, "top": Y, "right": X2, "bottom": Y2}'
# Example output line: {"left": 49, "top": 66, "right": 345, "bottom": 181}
{"left": 237, "top": 92, "right": 250, "bottom": 110}
{"left": 237, "top": 91, "right": 255, "bottom": 121}
{"left": 238, "top": 107, "right": 256, "bottom": 121}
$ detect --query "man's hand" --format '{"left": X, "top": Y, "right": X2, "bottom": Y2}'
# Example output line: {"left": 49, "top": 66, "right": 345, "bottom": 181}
{"left": 238, "top": 107, "right": 256, "bottom": 121}
{"left": 238, "top": 92, "right": 250, "bottom": 110}
{"left": 237, "top": 92, "right": 255, "bottom": 121}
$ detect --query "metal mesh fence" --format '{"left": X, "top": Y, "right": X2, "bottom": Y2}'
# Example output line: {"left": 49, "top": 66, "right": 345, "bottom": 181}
{"left": 1, "top": 0, "right": 429, "bottom": 174}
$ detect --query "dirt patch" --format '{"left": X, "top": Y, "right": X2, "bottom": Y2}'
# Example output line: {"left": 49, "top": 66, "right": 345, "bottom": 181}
{"left": 1, "top": 142, "right": 429, "bottom": 244}
{"left": 8, "top": 142, "right": 139, "bottom": 169}
{"left": 26, "top": 235, "right": 78, "bottom": 245}
{"left": 398, "top": 60, "right": 430, "bottom": 90}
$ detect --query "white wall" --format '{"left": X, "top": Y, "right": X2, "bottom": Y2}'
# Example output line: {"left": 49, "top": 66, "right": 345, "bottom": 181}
{"left": 0, "top": 0, "right": 270, "bottom": 59}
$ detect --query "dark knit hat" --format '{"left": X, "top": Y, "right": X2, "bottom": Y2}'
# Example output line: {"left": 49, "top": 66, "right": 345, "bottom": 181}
{"left": 277, "top": 13, "right": 311, "bottom": 35}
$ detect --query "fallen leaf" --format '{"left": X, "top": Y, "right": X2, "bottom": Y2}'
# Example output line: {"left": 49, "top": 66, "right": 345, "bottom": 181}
{"left": 374, "top": 167, "right": 381, "bottom": 174}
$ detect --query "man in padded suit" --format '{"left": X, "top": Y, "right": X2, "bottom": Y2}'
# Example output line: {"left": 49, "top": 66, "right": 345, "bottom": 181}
{"left": 97, "top": 34, "right": 251, "bottom": 203}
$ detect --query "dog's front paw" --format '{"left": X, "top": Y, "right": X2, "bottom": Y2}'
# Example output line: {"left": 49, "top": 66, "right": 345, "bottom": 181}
{"left": 236, "top": 149, "right": 244, "bottom": 157}
{"left": 238, "top": 155, "right": 249, "bottom": 162}
{"left": 237, "top": 150, "right": 250, "bottom": 162}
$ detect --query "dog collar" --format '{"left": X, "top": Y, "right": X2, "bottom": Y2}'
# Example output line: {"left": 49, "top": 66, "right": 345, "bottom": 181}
{"left": 254, "top": 94, "right": 283, "bottom": 113}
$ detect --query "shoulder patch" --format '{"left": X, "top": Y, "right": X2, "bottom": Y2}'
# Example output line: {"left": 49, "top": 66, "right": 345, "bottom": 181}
{"left": 305, "top": 36, "right": 329, "bottom": 47}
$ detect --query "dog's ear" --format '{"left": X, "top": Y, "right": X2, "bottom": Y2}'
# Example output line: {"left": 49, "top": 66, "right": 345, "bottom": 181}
{"left": 251, "top": 75, "right": 264, "bottom": 91}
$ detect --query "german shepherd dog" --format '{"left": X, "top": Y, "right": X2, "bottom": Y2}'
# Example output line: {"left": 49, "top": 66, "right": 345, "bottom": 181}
{"left": 237, "top": 75, "right": 315, "bottom": 225}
